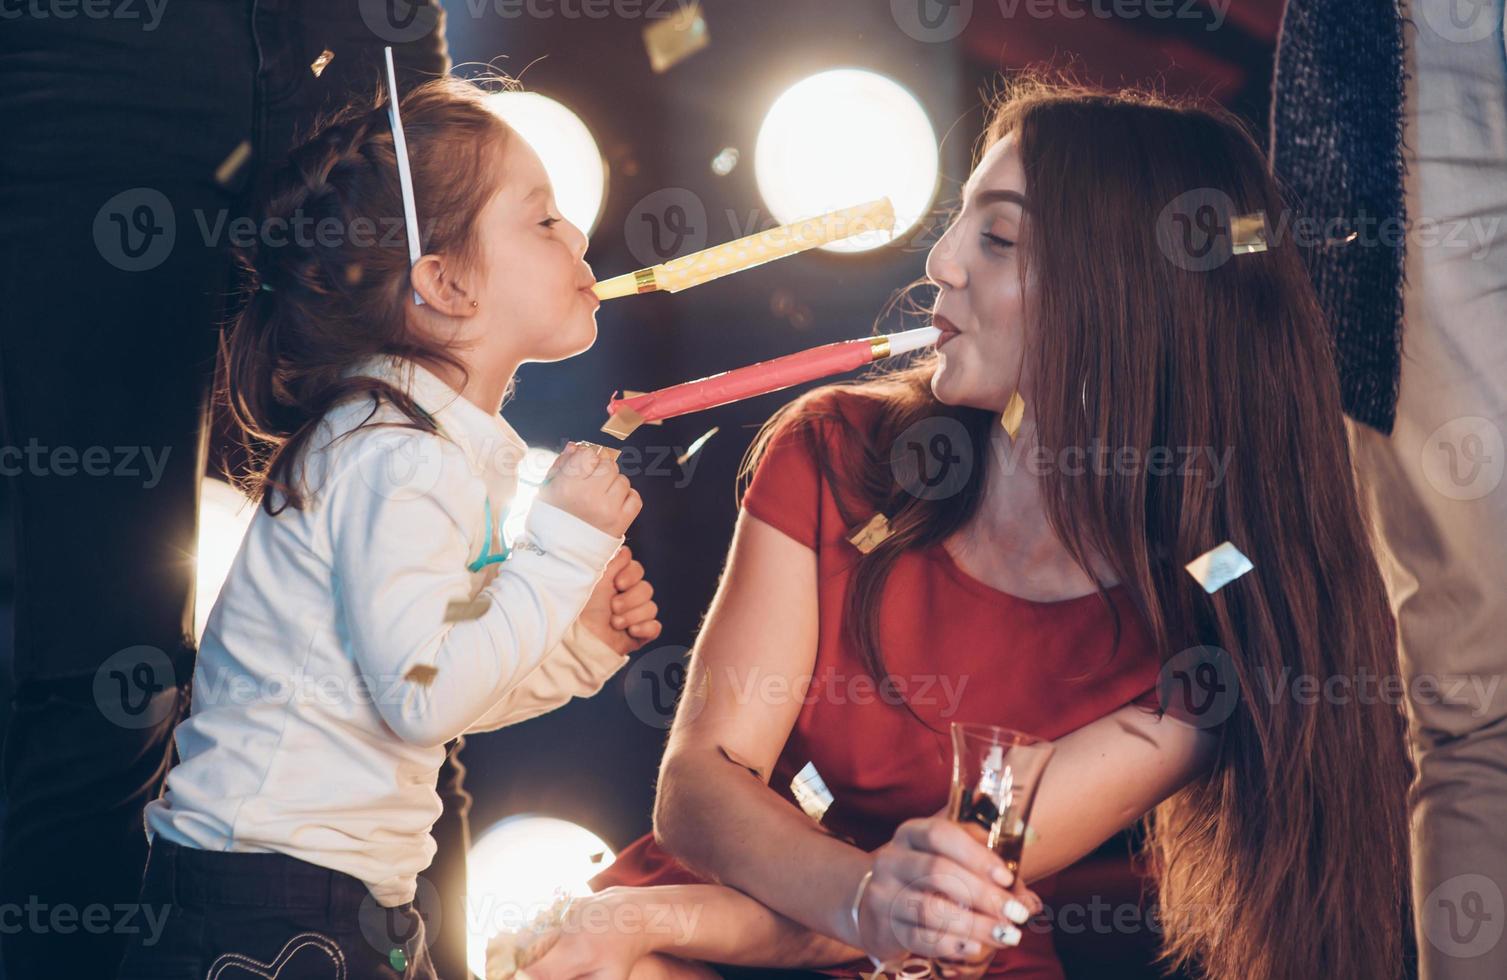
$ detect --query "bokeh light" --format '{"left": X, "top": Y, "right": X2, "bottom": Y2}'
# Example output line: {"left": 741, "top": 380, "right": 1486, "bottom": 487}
{"left": 466, "top": 815, "right": 616, "bottom": 979}
{"left": 755, "top": 69, "right": 939, "bottom": 253}
{"left": 487, "top": 92, "right": 607, "bottom": 236}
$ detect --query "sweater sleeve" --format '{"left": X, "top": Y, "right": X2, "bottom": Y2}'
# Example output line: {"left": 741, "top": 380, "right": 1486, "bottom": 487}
{"left": 329, "top": 430, "right": 623, "bottom": 747}
{"left": 462, "top": 618, "right": 628, "bottom": 733}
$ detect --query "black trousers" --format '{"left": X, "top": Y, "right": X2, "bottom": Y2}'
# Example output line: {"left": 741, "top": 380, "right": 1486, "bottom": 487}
{"left": 0, "top": 5, "right": 467, "bottom": 978}
{"left": 117, "top": 838, "right": 437, "bottom": 980}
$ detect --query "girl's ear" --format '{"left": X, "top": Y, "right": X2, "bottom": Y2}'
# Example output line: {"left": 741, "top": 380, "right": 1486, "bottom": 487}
{"left": 410, "top": 255, "right": 478, "bottom": 316}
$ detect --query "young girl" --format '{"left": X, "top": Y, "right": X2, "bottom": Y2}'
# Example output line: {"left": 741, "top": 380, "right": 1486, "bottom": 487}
{"left": 117, "top": 75, "right": 661, "bottom": 980}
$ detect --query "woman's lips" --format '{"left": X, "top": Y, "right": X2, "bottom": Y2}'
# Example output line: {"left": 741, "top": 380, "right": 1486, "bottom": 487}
{"left": 933, "top": 315, "right": 962, "bottom": 347}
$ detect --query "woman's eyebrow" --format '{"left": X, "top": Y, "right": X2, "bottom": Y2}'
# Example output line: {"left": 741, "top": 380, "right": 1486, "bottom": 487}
{"left": 974, "top": 188, "right": 1029, "bottom": 211}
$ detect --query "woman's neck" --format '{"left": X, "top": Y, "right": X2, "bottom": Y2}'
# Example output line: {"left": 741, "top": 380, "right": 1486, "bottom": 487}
{"left": 945, "top": 419, "right": 1117, "bottom": 600}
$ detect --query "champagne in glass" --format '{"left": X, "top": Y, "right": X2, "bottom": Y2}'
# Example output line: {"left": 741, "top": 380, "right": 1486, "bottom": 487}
{"left": 948, "top": 724, "right": 1053, "bottom": 869}
{"left": 936, "top": 724, "right": 1055, "bottom": 978}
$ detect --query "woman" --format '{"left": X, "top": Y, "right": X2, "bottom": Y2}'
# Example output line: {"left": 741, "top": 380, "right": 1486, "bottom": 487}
{"left": 525, "top": 77, "right": 1411, "bottom": 980}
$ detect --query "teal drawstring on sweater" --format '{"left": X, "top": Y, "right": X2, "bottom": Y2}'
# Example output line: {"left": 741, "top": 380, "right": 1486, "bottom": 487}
{"left": 467, "top": 497, "right": 512, "bottom": 572}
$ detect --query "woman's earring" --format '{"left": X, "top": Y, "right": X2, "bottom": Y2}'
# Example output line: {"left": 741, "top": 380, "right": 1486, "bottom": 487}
{"left": 1000, "top": 391, "right": 1026, "bottom": 440}
{"left": 470, "top": 300, "right": 479, "bottom": 309}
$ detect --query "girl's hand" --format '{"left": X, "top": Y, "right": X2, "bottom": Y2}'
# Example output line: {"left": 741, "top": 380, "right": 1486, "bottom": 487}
{"left": 540, "top": 444, "right": 641, "bottom": 537}
{"left": 581, "top": 547, "right": 662, "bottom": 655}
{"left": 852, "top": 814, "right": 1042, "bottom": 967}
{"left": 514, "top": 889, "right": 654, "bottom": 980}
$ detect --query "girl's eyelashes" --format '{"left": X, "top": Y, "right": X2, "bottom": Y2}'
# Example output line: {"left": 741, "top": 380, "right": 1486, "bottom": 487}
{"left": 982, "top": 231, "right": 1015, "bottom": 251}
{"left": 539, "top": 215, "right": 563, "bottom": 229}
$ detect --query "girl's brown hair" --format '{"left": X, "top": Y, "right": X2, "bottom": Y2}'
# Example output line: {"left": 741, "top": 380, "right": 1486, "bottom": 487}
{"left": 219, "top": 75, "right": 513, "bottom": 514}
{"left": 743, "top": 74, "right": 1411, "bottom": 979}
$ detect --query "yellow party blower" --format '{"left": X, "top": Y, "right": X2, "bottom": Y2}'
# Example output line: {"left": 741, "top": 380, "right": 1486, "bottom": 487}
{"left": 592, "top": 197, "right": 896, "bottom": 301}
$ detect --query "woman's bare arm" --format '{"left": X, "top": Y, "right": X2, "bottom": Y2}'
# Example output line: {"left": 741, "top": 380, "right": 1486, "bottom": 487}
{"left": 654, "top": 512, "right": 873, "bottom": 945}
{"left": 1019, "top": 702, "right": 1218, "bottom": 882}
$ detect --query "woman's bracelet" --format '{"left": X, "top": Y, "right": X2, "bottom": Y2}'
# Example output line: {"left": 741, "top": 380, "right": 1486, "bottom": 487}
{"left": 850, "top": 867, "right": 876, "bottom": 947}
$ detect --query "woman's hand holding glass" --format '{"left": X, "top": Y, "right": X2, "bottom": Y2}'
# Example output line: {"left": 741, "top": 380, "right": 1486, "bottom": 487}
{"left": 851, "top": 812, "right": 1041, "bottom": 970}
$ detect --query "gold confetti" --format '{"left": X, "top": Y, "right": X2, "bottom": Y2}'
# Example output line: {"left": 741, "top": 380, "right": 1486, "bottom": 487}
{"left": 214, "top": 140, "right": 253, "bottom": 189}
{"left": 676, "top": 426, "right": 719, "bottom": 466}
{"left": 1000, "top": 391, "right": 1026, "bottom": 439}
{"left": 1230, "top": 211, "right": 1269, "bottom": 255}
{"left": 310, "top": 48, "right": 335, "bottom": 78}
{"left": 404, "top": 664, "right": 440, "bottom": 687}
{"left": 642, "top": 1, "right": 709, "bottom": 74}
{"left": 444, "top": 597, "right": 490, "bottom": 622}
{"left": 847, "top": 513, "right": 893, "bottom": 554}
{"left": 1185, "top": 541, "right": 1254, "bottom": 594}
{"left": 573, "top": 441, "right": 622, "bottom": 463}
{"left": 601, "top": 403, "right": 648, "bottom": 440}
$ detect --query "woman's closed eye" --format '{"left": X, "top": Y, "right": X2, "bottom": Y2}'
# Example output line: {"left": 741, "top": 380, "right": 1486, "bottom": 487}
{"left": 982, "top": 231, "right": 1015, "bottom": 251}
{"left": 539, "top": 214, "right": 563, "bottom": 230}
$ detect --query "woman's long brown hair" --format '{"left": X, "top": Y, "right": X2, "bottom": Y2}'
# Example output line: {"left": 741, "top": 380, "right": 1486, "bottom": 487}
{"left": 219, "top": 76, "right": 514, "bottom": 514}
{"left": 743, "top": 74, "right": 1412, "bottom": 979}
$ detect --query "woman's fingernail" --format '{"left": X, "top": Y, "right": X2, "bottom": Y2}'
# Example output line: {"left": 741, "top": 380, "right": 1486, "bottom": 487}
{"left": 991, "top": 923, "right": 1022, "bottom": 947}
{"left": 1003, "top": 899, "right": 1029, "bottom": 924}
{"left": 611, "top": 617, "right": 624, "bottom": 628}
{"left": 992, "top": 866, "right": 1014, "bottom": 887}
{"left": 959, "top": 940, "right": 982, "bottom": 957}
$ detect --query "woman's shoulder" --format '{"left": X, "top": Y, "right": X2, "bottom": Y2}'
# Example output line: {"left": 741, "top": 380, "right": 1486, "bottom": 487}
{"left": 759, "top": 382, "right": 893, "bottom": 460}
{"left": 741, "top": 382, "right": 900, "bottom": 546}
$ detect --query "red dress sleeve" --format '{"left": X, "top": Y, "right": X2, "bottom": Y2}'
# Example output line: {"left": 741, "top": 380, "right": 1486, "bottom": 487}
{"left": 739, "top": 407, "right": 828, "bottom": 551}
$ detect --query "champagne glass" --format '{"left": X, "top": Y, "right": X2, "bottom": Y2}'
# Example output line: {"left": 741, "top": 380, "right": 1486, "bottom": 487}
{"left": 933, "top": 723, "right": 1055, "bottom": 979}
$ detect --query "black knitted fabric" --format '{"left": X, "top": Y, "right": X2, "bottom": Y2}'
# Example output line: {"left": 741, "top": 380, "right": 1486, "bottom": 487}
{"left": 1269, "top": 0, "right": 1410, "bottom": 435}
